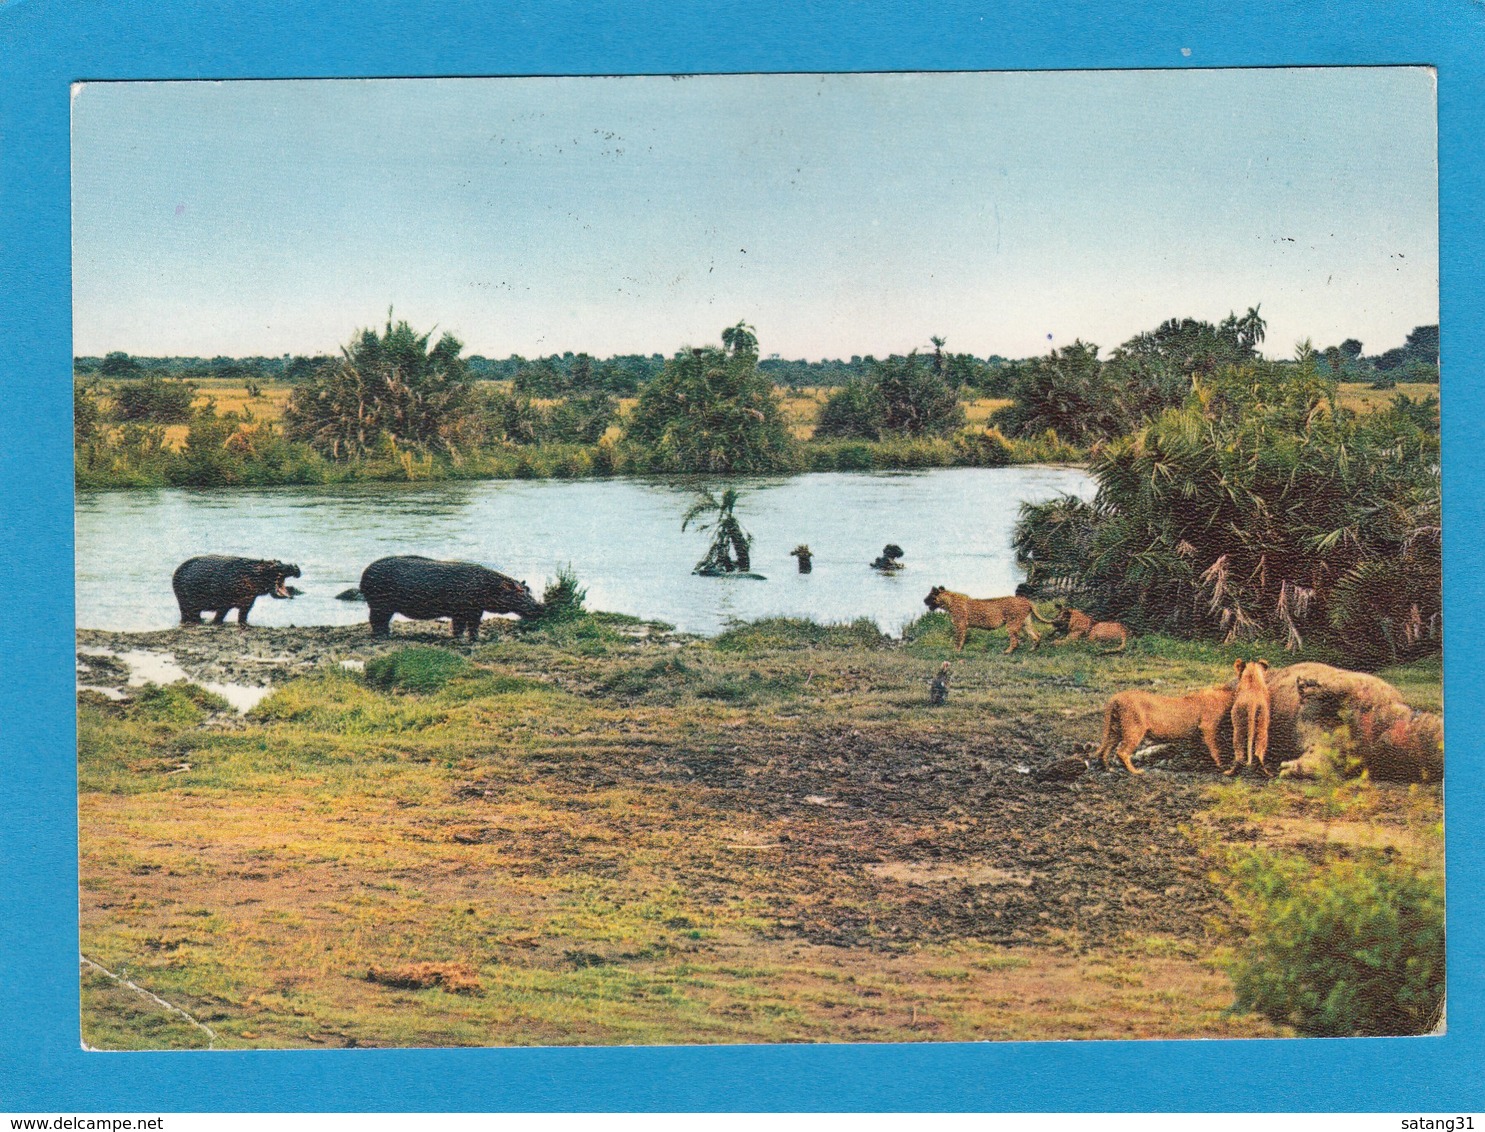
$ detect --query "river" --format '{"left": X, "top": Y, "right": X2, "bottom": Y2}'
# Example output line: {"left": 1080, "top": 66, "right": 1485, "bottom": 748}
{"left": 75, "top": 466, "right": 1095, "bottom": 636}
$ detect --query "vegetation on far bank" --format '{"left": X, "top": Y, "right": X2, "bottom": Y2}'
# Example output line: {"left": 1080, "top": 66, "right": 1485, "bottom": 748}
{"left": 74, "top": 311, "right": 1438, "bottom": 491}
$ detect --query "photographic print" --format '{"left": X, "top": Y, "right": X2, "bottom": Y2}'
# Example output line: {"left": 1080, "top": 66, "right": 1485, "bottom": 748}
{"left": 71, "top": 69, "right": 1442, "bottom": 1051}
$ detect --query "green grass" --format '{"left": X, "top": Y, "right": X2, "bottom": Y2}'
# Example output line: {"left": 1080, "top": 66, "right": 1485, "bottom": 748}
{"left": 364, "top": 646, "right": 471, "bottom": 693}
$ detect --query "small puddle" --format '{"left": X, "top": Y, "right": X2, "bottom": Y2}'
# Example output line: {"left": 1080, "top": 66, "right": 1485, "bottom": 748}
{"left": 77, "top": 647, "right": 273, "bottom": 713}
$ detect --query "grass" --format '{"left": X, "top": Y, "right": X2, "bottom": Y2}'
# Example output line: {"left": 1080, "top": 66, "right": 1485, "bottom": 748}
{"left": 78, "top": 611, "right": 1440, "bottom": 1048}
{"left": 1335, "top": 381, "right": 1439, "bottom": 415}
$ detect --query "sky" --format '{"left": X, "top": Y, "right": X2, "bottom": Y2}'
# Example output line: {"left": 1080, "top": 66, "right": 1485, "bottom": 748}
{"left": 71, "top": 68, "right": 1438, "bottom": 362}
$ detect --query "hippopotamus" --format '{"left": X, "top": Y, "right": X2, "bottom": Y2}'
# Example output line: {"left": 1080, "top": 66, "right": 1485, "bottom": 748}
{"left": 172, "top": 555, "right": 301, "bottom": 627}
{"left": 359, "top": 555, "right": 544, "bottom": 640}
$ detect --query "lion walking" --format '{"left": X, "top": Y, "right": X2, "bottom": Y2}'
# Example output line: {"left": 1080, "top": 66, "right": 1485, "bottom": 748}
{"left": 923, "top": 586, "right": 1054, "bottom": 653}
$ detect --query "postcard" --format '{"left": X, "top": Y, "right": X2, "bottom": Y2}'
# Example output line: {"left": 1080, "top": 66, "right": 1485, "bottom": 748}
{"left": 70, "top": 68, "right": 1442, "bottom": 1051}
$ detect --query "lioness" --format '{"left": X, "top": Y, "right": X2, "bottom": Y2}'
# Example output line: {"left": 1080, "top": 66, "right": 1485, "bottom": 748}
{"left": 1050, "top": 606, "right": 1130, "bottom": 653}
{"left": 1226, "top": 658, "right": 1272, "bottom": 777}
{"left": 1093, "top": 684, "right": 1236, "bottom": 775}
{"left": 923, "top": 586, "right": 1054, "bottom": 653}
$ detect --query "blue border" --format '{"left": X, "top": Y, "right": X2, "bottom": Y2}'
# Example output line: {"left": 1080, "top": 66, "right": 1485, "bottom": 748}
{"left": 2, "top": 0, "right": 1481, "bottom": 1112}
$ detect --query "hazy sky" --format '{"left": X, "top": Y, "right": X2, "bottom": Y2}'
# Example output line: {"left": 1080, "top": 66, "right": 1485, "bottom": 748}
{"left": 71, "top": 68, "right": 1438, "bottom": 361}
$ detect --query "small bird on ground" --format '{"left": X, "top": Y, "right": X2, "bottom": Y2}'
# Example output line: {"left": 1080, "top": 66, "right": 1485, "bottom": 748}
{"left": 928, "top": 661, "right": 951, "bottom": 705}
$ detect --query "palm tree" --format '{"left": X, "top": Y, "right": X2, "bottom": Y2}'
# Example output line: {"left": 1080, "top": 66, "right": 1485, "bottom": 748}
{"left": 683, "top": 488, "right": 752, "bottom": 575}
{"left": 721, "top": 320, "right": 759, "bottom": 359}
{"left": 1237, "top": 304, "right": 1267, "bottom": 353}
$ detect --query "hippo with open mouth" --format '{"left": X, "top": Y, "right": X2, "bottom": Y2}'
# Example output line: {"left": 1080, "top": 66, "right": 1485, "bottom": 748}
{"left": 172, "top": 555, "right": 301, "bottom": 628}
{"left": 359, "top": 555, "right": 544, "bottom": 641}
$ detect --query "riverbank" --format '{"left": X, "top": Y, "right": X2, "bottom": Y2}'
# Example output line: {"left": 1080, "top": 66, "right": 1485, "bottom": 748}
{"left": 74, "top": 429, "right": 1085, "bottom": 491}
{"left": 77, "top": 614, "right": 1442, "bottom": 1048}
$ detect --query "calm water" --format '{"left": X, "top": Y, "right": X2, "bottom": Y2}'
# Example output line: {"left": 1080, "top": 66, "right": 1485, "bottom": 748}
{"left": 75, "top": 467, "right": 1094, "bottom": 636}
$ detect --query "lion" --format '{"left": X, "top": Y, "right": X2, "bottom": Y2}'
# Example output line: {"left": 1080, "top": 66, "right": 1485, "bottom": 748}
{"left": 1092, "top": 684, "right": 1236, "bottom": 775}
{"left": 1226, "top": 658, "right": 1273, "bottom": 777}
{"left": 1260, "top": 662, "right": 1410, "bottom": 766}
{"left": 1050, "top": 606, "right": 1130, "bottom": 653}
{"left": 923, "top": 586, "right": 1054, "bottom": 653}
{"left": 1278, "top": 667, "right": 1442, "bottom": 783}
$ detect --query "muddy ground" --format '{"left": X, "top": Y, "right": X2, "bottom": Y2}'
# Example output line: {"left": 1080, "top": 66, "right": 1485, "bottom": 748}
{"left": 77, "top": 622, "right": 1252, "bottom": 951}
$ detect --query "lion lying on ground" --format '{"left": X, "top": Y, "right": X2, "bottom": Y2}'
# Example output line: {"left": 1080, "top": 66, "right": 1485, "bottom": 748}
{"left": 1269, "top": 662, "right": 1442, "bottom": 782}
{"left": 1050, "top": 606, "right": 1130, "bottom": 653}
{"left": 1092, "top": 684, "right": 1236, "bottom": 775}
{"left": 924, "top": 586, "right": 1054, "bottom": 653}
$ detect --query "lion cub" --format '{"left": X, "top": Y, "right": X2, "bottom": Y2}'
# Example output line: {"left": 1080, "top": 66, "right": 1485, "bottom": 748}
{"left": 1226, "top": 658, "right": 1272, "bottom": 778}
{"left": 1093, "top": 684, "right": 1236, "bottom": 775}
{"left": 1051, "top": 606, "right": 1131, "bottom": 653}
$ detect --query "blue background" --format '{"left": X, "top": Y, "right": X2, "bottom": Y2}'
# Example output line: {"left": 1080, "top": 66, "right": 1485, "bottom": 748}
{"left": 2, "top": 0, "right": 1481, "bottom": 1112}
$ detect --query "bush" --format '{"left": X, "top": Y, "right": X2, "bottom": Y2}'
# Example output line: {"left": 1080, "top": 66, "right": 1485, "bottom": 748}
{"left": 814, "top": 380, "right": 885, "bottom": 440}
{"left": 626, "top": 323, "right": 796, "bottom": 473}
{"left": 112, "top": 376, "right": 198, "bottom": 423}
{"left": 545, "top": 391, "right": 616, "bottom": 445}
{"left": 538, "top": 565, "right": 588, "bottom": 623}
{"left": 74, "top": 379, "right": 103, "bottom": 445}
{"left": 364, "top": 647, "right": 471, "bottom": 693}
{"left": 284, "top": 316, "right": 480, "bottom": 461}
{"left": 1224, "top": 848, "right": 1444, "bottom": 1036}
{"left": 951, "top": 427, "right": 1015, "bottom": 467}
{"left": 1012, "top": 355, "right": 1440, "bottom": 652}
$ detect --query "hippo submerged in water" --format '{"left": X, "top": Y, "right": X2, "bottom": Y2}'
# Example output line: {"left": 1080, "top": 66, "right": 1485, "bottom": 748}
{"left": 359, "top": 555, "right": 544, "bottom": 640}
{"left": 173, "top": 555, "right": 301, "bottom": 628}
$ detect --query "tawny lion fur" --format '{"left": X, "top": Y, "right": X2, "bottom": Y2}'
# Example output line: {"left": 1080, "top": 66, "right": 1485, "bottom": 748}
{"left": 1050, "top": 606, "right": 1130, "bottom": 653}
{"left": 1093, "top": 684, "right": 1237, "bottom": 775}
{"left": 1226, "top": 658, "right": 1273, "bottom": 777}
{"left": 1274, "top": 663, "right": 1442, "bottom": 782}
{"left": 1260, "top": 661, "right": 1407, "bottom": 766}
{"left": 923, "top": 586, "right": 1054, "bottom": 653}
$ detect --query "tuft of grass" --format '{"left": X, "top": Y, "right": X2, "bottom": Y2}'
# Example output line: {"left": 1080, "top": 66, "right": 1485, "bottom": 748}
{"left": 539, "top": 564, "right": 588, "bottom": 623}
{"left": 713, "top": 616, "right": 887, "bottom": 653}
{"left": 364, "top": 647, "right": 471, "bottom": 694}
{"left": 128, "top": 682, "right": 230, "bottom": 724}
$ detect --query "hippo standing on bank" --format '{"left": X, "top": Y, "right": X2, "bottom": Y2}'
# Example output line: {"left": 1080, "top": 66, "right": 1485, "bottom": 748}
{"left": 359, "top": 555, "right": 544, "bottom": 640}
{"left": 173, "top": 555, "right": 301, "bottom": 627}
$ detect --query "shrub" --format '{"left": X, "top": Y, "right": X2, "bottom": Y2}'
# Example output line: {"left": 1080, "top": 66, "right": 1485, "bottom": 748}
{"left": 74, "top": 379, "right": 103, "bottom": 445}
{"left": 626, "top": 324, "right": 796, "bottom": 474}
{"left": 545, "top": 391, "right": 617, "bottom": 445}
{"left": 1223, "top": 848, "right": 1444, "bottom": 1036}
{"left": 950, "top": 427, "right": 1015, "bottom": 467}
{"left": 112, "top": 376, "right": 198, "bottom": 423}
{"left": 284, "top": 316, "right": 480, "bottom": 461}
{"left": 364, "top": 647, "right": 471, "bottom": 693}
{"left": 814, "top": 380, "right": 885, "bottom": 440}
{"left": 538, "top": 565, "right": 588, "bottom": 623}
{"left": 1012, "top": 355, "right": 1440, "bottom": 652}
